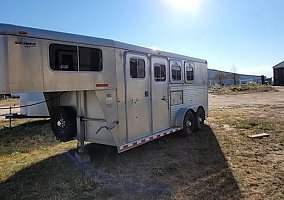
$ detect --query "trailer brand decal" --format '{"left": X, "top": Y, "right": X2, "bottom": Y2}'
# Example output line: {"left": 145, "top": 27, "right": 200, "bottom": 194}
{"left": 15, "top": 39, "right": 36, "bottom": 48}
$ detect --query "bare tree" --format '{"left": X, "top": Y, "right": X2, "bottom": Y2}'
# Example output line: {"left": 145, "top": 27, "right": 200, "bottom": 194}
{"left": 231, "top": 65, "right": 238, "bottom": 85}
{"left": 215, "top": 71, "right": 224, "bottom": 85}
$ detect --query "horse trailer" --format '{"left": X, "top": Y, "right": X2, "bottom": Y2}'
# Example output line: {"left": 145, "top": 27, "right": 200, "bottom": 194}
{"left": 0, "top": 24, "right": 208, "bottom": 154}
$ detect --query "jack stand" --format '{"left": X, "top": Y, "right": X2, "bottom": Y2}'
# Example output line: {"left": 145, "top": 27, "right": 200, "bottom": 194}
{"left": 75, "top": 91, "right": 91, "bottom": 163}
{"left": 75, "top": 141, "right": 91, "bottom": 163}
{"left": 75, "top": 151, "right": 91, "bottom": 163}
{"left": 9, "top": 106, "right": 12, "bottom": 128}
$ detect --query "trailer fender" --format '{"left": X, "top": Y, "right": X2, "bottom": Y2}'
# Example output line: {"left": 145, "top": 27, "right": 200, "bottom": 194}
{"left": 175, "top": 106, "right": 199, "bottom": 129}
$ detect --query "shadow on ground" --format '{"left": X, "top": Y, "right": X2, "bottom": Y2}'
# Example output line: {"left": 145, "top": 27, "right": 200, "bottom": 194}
{"left": 0, "top": 125, "right": 241, "bottom": 200}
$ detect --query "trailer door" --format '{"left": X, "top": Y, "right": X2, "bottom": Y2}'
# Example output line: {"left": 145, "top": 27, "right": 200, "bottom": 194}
{"left": 151, "top": 57, "right": 169, "bottom": 132}
{"left": 125, "top": 53, "right": 150, "bottom": 141}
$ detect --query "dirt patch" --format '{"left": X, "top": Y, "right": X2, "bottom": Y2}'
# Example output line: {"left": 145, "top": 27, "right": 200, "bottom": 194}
{"left": 209, "top": 86, "right": 283, "bottom": 109}
{"left": 80, "top": 128, "right": 240, "bottom": 200}
{"left": 207, "top": 86, "right": 284, "bottom": 199}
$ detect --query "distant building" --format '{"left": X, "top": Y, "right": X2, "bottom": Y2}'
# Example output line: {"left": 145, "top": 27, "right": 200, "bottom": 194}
{"left": 273, "top": 61, "right": 284, "bottom": 86}
{"left": 239, "top": 74, "right": 262, "bottom": 85}
{"left": 208, "top": 69, "right": 262, "bottom": 87}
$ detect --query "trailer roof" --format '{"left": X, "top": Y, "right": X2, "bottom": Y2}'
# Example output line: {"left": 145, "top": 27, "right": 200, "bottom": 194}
{"left": 0, "top": 23, "right": 206, "bottom": 63}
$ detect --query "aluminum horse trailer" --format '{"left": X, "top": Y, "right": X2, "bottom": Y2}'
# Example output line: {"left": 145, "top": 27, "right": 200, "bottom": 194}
{"left": 0, "top": 24, "right": 208, "bottom": 154}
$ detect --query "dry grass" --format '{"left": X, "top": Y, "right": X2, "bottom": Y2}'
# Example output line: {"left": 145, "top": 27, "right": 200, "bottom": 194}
{"left": 0, "top": 92, "right": 283, "bottom": 199}
{"left": 0, "top": 119, "right": 77, "bottom": 181}
{"left": 207, "top": 104, "right": 284, "bottom": 199}
{"left": 0, "top": 118, "right": 81, "bottom": 200}
{"left": 209, "top": 84, "right": 277, "bottom": 95}
{"left": 0, "top": 98, "right": 19, "bottom": 108}
{"left": 0, "top": 119, "right": 240, "bottom": 199}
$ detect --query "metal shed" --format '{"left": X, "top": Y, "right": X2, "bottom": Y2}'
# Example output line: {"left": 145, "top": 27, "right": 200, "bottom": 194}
{"left": 273, "top": 61, "right": 284, "bottom": 86}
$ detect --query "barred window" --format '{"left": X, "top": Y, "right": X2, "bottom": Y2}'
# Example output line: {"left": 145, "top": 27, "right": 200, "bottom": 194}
{"left": 171, "top": 65, "right": 181, "bottom": 81}
{"left": 185, "top": 62, "right": 194, "bottom": 82}
{"left": 130, "top": 58, "right": 145, "bottom": 78}
{"left": 154, "top": 64, "right": 166, "bottom": 81}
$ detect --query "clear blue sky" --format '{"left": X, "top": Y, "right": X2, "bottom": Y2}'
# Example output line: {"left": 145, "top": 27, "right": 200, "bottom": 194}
{"left": 1, "top": 0, "right": 283, "bottom": 77}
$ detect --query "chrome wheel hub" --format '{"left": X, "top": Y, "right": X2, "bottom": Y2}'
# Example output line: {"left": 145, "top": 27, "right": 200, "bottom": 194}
{"left": 186, "top": 120, "right": 192, "bottom": 127}
{"left": 56, "top": 117, "right": 66, "bottom": 130}
{"left": 198, "top": 117, "right": 203, "bottom": 123}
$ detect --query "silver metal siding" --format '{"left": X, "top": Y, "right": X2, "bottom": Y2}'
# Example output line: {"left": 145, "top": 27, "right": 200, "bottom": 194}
{"left": 115, "top": 49, "right": 128, "bottom": 145}
{"left": 0, "top": 35, "right": 8, "bottom": 92}
{"left": 170, "top": 85, "right": 208, "bottom": 126}
{"left": 0, "top": 35, "right": 117, "bottom": 93}
{"left": 85, "top": 90, "right": 117, "bottom": 146}
{"left": 0, "top": 24, "right": 207, "bottom": 64}
{"left": 170, "top": 61, "right": 208, "bottom": 126}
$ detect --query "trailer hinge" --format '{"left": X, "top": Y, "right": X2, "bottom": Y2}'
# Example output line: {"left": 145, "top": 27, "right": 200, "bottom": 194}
{"left": 95, "top": 120, "right": 119, "bottom": 134}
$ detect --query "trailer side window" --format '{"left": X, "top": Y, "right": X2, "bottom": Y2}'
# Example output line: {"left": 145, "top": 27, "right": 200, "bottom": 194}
{"left": 171, "top": 65, "right": 181, "bottom": 82}
{"left": 49, "top": 44, "right": 78, "bottom": 71}
{"left": 185, "top": 62, "right": 194, "bottom": 82}
{"left": 79, "top": 47, "right": 103, "bottom": 71}
{"left": 154, "top": 64, "right": 166, "bottom": 81}
{"left": 130, "top": 58, "right": 145, "bottom": 78}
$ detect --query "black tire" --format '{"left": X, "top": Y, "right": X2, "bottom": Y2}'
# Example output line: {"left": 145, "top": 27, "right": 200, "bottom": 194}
{"left": 195, "top": 107, "right": 205, "bottom": 131}
{"left": 181, "top": 110, "right": 195, "bottom": 136}
{"left": 50, "top": 106, "right": 77, "bottom": 142}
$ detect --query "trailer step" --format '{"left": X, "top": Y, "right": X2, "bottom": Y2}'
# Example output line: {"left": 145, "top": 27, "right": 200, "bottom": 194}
{"left": 119, "top": 127, "right": 182, "bottom": 152}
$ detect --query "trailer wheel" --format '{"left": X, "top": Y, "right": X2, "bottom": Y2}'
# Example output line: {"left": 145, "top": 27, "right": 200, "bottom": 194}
{"left": 181, "top": 110, "right": 195, "bottom": 136}
{"left": 51, "top": 106, "right": 77, "bottom": 142}
{"left": 195, "top": 107, "right": 205, "bottom": 131}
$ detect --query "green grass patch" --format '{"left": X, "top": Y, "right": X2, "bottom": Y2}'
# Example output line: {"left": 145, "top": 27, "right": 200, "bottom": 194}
{"left": 0, "top": 119, "right": 76, "bottom": 182}
{"left": 0, "top": 120, "right": 55, "bottom": 155}
{"left": 232, "top": 119, "right": 273, "bottom": 131}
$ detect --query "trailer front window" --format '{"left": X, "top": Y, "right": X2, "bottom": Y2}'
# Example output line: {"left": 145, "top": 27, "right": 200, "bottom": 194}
{"left": 79, "top": 47, "right": 103, "bottom": 71}
{"left": 49, "top": 44, "right": 103, "bottom": 72}
{"left": 154, "top": 64, "right": 166, "bottom": 81}
{"left": 49, "top": 44, "right": 78, "bottom": 71}
{"left": 130, "top": 58, "right": 145, "bottom": 78}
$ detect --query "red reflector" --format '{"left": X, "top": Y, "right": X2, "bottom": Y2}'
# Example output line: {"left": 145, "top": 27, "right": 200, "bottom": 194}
{"left": 96, "top": 83, "right": 108, "bottom": 87}
{"left": 19, "top": 31, "right": 28, "bottom": 35}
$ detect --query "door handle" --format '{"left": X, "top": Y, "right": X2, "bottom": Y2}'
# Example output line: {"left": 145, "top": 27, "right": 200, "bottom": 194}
{"left": 161, "top": 95, "right": 169, "bottom": 102}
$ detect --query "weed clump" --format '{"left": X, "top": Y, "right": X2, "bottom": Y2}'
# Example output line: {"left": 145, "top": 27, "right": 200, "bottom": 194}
{"left": 210, "top": 84, "right": 277, "bottom": 95}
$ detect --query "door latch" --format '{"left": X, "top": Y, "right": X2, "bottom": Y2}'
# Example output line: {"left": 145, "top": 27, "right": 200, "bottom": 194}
{"left": 145, "top": 91, "right": 149, "bottom": 97}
